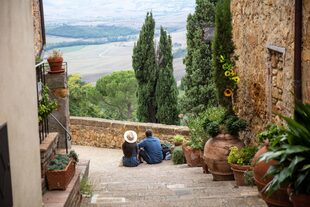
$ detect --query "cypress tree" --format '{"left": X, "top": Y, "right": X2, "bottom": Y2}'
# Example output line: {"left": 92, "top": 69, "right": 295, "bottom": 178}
{"left": 132, "top": 12, "right": 158, "bottom": 122}
{"left": 155, "top": 27, "right": 179, "bottom": 125}
{"left": 182, "top": 0, "right": 217, "bottom": 114}
{"left": 212, "top": 0, "right": 234, "bottom": 111}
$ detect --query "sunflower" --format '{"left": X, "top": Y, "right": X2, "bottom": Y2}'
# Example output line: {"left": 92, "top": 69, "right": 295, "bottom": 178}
{"left": 224, "top": 71, "right": 231, "bottom": 77}
{"left": 224, "top": 89, "right": 233, "bottom": 97}
{"left": 232, "top": 76, "right": 240, "bottom": 83}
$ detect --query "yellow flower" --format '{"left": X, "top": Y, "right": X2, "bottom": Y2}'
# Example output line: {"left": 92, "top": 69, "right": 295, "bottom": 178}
{"left": 230, "top": 70, "right": 235, "bottom": 76}
{"left": 232, "top": 76, "right": 240, "bottom": 83}
{"left": 224, "top": 71, "right": 231, "bottom": 77}
{"left": 224, "top": 89, "right": 233, "bottom": 97}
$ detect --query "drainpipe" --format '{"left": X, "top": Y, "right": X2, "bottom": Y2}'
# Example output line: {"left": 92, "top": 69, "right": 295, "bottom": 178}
{"left": 39, "top": 0, "right": 46, "bottom": 58}
{"left": 294, "top": 0, "right": 302, "bottom": 102}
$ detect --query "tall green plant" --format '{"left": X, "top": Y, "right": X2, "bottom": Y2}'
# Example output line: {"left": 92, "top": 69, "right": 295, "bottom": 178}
{"left": 212, "top": 0, "right": 234, "bottom": 111}
{"left": 155, "top": 27, "right": 179, "bottom": 125}
{"left": 132, "top": 12, "right": 158, "bottom": 123}
{"left": 260, "top": 102, "right": 310, "bottom": 195}
{"left": 182, "top": 0, "right": 218, "bottom": 114}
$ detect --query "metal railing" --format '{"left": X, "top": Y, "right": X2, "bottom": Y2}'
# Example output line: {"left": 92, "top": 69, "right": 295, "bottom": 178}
{"left": 36, "top": 60, "right": 49, "bottom": 143}
{"left": 49, "top": 114, "right": 72, "bottom": 154}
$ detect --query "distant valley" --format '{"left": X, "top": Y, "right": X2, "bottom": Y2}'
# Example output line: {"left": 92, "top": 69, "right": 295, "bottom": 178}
{"left": 43, "top": 0, "right": 195, "bottom": 83}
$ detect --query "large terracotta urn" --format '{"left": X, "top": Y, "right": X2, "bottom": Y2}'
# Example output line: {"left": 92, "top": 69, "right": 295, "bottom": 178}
{"left": 203, "top": 134, "right": 244, "bottom": 181}
{"left": 253, "top": 145, "right": 292, "bottom": 207}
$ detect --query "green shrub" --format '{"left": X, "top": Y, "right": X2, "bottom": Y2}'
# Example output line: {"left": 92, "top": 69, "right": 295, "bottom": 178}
{"left": 68, "top": 150, "right": 79, "bottom": 162}
{"left": 173, "top": 134, "right": 184, "bottom": 143}
{"left": 80, "top": 177, "right": 93, "bottom": 197}
{"left": 203, "top": 107, "right": 247, "bottom": 137}
{"left": 172, "top": 146, "right": 186, "bottom": 165}
{"left": 256, "top": 124, "right": 286, "bottom": 149}
{"left": 48, "top": 154, "right": 70, "bottom": 170}
{"left": 227, "top": 146, "right": 258, "bottom": 165}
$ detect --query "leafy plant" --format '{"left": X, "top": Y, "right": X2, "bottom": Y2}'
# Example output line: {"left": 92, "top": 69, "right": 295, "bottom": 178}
{"left": 187, "top": 112, "right": 209, "bottom": 150}
{"left": 173, "top": 135, "right": 184, "bottom": 143}
{"left": 80, "top": 177, "right": 93, "bottom": 197}
{"left": 259, "top": 102, "right": 310, "bottom": 195}
{"left": 48, "top": 50, "right": 63, "bottom": 60}
{"left": 256, "top": 124, "right": 287, "bottom": 149}
{"left": 68, "top": 150, "right": 79, "bottom": 162}
{"left": 38, "top": 85, "right": 57, "bottom": 122}
{"left": 172, "top": 146, "right": 186, "bottom": 165}
{"left": 244, "top": 170, "right": 255, "bottom": 186}
{"left": 48, "top": 154, "right": 70, "bottom": 171}
{"left": 203, "top": 107, "right": 247, "bottom": 137}
{"left": 227, "top": 146, "right": 258, "bottom": 165}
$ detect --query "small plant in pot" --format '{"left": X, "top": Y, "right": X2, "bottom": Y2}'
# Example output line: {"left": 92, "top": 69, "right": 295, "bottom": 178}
{"left": 183, "top": 112, "right": 208, "bottom": 167}
{"left": 203, "top": 106, "right": 247, "bottom": 181}
{"left": 259, "top": 102, "right": 310, "bottom": 207}
{"left": 173, "top": 134, "right": 184, "bottom": 146}
{"left": 47, "top": 50, "right": 64, "bottom": 73}
{"left": 227, "top": 146, "right": 258, "bottom": 186}
{"left": 46, "top": 150, "right": 78, "bottom": 190}
{"left": 253, "top": 124, "right": 292, "bottom": 207}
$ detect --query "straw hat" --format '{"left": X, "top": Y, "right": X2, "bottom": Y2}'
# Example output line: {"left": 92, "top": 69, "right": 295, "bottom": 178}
{"left": 123, "top": 130, "right": 138, "bottom": 143}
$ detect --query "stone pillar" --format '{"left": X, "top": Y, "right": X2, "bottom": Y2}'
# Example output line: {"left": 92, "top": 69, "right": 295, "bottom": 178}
{"left": 46, "top": 72, "right": 71, "bottom": 149}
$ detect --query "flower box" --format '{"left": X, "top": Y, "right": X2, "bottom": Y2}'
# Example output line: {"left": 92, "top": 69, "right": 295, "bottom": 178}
{"left": 46, "top": 159, "right": 75, "bottom": 190}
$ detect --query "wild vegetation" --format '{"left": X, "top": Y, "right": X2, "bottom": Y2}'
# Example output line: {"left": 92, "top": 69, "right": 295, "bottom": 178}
{"left": 68, "top": 71, "right": 137, "bottom": 121}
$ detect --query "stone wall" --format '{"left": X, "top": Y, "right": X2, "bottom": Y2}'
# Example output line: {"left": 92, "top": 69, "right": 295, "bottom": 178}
{"left": 46, "top": 72, "right": 71, "bottom": 149}
{"left": 70, "top": 117, "right": 190, "bottom": 148}
{"left": 231, "top": 0, "right": 310, "bottom": 142}
{"left": 302, "top": 1, "right": 310, "bottom": 103}
{"left": 32, "top": 0, "right": 43, "bottom": 56}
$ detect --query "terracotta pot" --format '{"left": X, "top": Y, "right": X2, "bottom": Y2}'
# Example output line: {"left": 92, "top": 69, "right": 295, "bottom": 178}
{"left": 47, "top": 57, "right": 63, "bottom": 72}
{"left": 287, "top": 187, "right": 310, "bottom": 207}
{"left": 231, "top": 164, "right": 252, "bottom": 186}
{"left": 203, "top": 134, "right": 244, "bottom": 181}
{"left": 253, "top": 145, "right": 292, "bottom": 207}
{"left": 182, "top": 145, "right": 203, "bottom": 167}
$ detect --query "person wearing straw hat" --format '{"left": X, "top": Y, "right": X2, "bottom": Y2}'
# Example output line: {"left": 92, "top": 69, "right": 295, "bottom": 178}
{"left": 122, "top": 130, "right": 140, "bottom": 167}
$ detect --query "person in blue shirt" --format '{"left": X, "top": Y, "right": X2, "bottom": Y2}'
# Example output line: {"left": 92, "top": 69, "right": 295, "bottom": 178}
{"left": 122, "top": 130, "right": 140, "bottom": 167}
{"left": 138, "top": 129, "right": 163, "bottom": 164}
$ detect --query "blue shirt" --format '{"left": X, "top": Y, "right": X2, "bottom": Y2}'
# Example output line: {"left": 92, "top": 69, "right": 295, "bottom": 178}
{"left": 138, "top": 136, "right": 163, "bottom": 164}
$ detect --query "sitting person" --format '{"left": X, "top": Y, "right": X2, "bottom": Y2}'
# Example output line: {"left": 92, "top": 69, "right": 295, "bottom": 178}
{"left": 138, "top": 129, "right": 163, "bottom": 164}
{"left": 122, "top": 130, "right": 140, "bottom": 167}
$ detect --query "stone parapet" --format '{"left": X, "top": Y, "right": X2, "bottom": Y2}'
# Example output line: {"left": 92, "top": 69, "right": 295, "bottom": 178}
{"left": 70, "top": 117, "right": 190, "bottom": 149}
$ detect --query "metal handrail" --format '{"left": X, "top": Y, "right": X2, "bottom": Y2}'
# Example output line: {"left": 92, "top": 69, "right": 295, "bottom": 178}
{"left": 49, "top": 113, "right": 72, "bottom": 154}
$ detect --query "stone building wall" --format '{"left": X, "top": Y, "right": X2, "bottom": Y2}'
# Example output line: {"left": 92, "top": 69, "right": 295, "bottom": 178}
{"left": 32, "top": 0, "right": 43, "bottom": 56}
{"left": 70, "top": 117, "right": 190, "bottom": 149}
{"left": 302, "top": 2, "right": 310, "bottom": 103}
{"left": 231, "top": 0, "right": 310, "bottom": 141}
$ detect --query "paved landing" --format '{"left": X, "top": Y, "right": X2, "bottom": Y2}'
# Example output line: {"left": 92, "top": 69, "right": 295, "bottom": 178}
{"left": 73, "top": 145, "right": 267, "bottom": 207}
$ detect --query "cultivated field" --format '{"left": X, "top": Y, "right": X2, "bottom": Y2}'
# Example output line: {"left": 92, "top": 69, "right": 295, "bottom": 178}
{"left": 57, "top": 30, "right": 187, "bottom": 84}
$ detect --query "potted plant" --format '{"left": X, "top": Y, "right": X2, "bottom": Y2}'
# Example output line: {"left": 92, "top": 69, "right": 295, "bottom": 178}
{"left": 203, "top": 107, "right": 247, "bottom": 181}
{"left": 46, "top": 150, "right": 78, "bottom": 190}
{"left": 47, "top": 50, "right": 64, "bottom": 73}
{"left": 173, "top": 134, "right": 184, "bottom": 146}
{"left": 259, "top": 102, "right": 310, "bottom": 207}
{"left": 38, "top": 85, "right": 57, "bottom": 122}
{"left": 227, "top": 146, "right": 258, "bottom": 186}
{"left": 183, "top": 112, "right": 208, "bottom": 167}
{"left": 252, "top": 124, "right": 291, "bottom": 207}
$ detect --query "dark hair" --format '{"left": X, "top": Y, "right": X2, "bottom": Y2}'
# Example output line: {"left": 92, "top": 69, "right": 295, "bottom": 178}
{"left": 145, "top": 129, "right": 153, "bottom": 137}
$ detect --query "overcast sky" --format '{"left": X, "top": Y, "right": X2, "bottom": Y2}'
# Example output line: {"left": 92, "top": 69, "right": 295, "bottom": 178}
{"left": 43, "top": 0, "right": 195, "bottom": 27}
